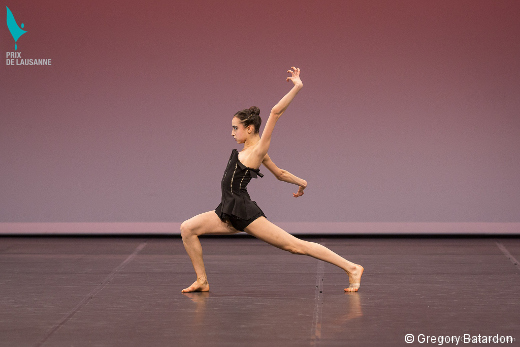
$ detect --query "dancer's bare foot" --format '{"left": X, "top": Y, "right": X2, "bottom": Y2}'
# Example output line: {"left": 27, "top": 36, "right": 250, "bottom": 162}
{"left": 344, "top": 265, "right": 364, "bottom": 292}
{"left": 182, "top": 278, "right": 210, "bottom": 293}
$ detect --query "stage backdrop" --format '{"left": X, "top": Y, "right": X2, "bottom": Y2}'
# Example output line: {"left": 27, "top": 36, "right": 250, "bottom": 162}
{"left": 2, "top": 0, "right": 519, "bottom": 234}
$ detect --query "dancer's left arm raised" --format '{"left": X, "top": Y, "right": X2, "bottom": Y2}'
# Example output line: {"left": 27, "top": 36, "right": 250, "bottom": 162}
{"left": 252, "top": 67, "right": 303, "bottom": 162}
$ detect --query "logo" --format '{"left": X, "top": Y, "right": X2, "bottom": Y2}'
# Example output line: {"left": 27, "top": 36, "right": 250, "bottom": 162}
{"left": 6, "top": 6, "right": 26, "bottom": 50}
{"left": 5, "top": 6, "right": 52, "bottom": 66}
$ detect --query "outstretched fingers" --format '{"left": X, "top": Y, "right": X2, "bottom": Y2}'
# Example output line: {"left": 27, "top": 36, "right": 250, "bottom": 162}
{"left": 286, "top": 66, "right": 301, "bottom": 81}
{"left": 289, "top": 66, "right": 300, "bottom": 74}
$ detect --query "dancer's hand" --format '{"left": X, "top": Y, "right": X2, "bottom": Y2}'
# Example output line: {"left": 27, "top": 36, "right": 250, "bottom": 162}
{"left": 286, "top": 67, "right": 303, "bottom": 87}
{"left": 293, "top": 183, "right": 306, "bottom": 198}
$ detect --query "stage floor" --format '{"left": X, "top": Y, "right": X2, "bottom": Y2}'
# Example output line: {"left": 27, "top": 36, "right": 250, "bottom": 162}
{"left": 1, "top": 236, "right": 519, "bottom": 347}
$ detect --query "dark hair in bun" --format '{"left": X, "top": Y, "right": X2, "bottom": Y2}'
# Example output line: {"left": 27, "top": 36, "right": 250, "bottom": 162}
{"left": 234, "top": 106, "right": 261, "bottom": 134}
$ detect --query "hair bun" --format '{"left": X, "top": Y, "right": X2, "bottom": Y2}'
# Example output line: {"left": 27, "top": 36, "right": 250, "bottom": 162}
{"left": 249, "top": 106, "right": 260, "bottom": 116}
{"left": 235, "top": 107, "right": 262, "bottom": 134}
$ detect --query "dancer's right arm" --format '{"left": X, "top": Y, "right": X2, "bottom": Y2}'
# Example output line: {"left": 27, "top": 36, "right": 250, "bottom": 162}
{"left": 253, "top": 67, "right": 303, "bottom": 161}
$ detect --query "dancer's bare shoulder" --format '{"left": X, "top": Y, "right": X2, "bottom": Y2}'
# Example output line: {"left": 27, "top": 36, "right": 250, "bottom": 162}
{"left": 238, "top": 146, "right": 266, "bottom": 169}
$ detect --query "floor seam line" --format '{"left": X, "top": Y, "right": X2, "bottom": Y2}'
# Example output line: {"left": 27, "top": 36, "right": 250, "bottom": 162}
{"left": 34, "top": 241, "right": 148, "bottom": 347}
{"left": 495, "top": 241, "right": 520, "bottom": 272}
{"left": 310, "top": 259, "right": 325, "bottom": 346}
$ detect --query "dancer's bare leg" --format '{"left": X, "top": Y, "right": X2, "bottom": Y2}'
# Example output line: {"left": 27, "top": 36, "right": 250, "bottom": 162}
{"left": 180, "top": 211, "right": 239, "bottom": 292}
{"left": 244, "top": 217, "right": 364, "bottom": 292}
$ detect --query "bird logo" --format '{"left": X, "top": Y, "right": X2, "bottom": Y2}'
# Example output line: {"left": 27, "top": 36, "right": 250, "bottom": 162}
{"left": 6, "top": 6, "right": 27, "bottom": 50}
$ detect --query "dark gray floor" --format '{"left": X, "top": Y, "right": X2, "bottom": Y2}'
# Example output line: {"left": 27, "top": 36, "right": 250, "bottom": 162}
{"left": 1, "top": 236, "right": 519, "bottom": 347}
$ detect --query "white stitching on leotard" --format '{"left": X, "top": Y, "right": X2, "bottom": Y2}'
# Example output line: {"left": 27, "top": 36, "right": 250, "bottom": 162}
{"left": 230, "top": 163, "right": 238, "bottom": 194}
{"left": 239, "top": 169, "right": 248, "bottom": 191}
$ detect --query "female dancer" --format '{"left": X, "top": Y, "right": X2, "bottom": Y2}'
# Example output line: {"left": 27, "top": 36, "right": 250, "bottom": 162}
{"left": 180, "top": 67, "right": 364, "bottom": 293}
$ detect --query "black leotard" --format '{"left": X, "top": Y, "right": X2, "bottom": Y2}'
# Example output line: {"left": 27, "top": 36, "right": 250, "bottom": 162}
{"left": 215, "top": 149, "right": 266, "bottom": 230}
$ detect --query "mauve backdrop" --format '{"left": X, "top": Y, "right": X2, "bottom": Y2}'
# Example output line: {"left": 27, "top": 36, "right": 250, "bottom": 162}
{"left": 2, "top": 1, "right": 519, "bottom": 233}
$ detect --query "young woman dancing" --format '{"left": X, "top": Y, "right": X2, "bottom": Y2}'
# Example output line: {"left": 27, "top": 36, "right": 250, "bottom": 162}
{"left": 180, "top": 67, "right": 364, "bottom": 293}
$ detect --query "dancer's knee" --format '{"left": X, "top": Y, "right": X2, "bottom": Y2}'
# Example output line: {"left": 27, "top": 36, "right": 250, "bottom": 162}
{"left": 180, "top": 220, "right": 193, "bottom": 239}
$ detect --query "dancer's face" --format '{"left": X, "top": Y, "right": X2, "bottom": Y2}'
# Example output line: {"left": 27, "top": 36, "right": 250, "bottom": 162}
{"left": 231, "top": 116, "right": 252, "bottom": 144}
